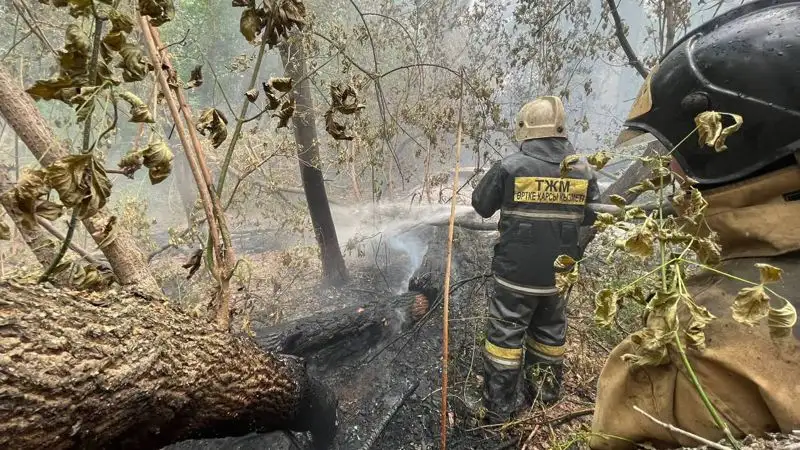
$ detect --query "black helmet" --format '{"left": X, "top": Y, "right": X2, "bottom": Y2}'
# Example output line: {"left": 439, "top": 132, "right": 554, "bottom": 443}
{"left": 620, "top": 0, "right": 800, "bottom": 187}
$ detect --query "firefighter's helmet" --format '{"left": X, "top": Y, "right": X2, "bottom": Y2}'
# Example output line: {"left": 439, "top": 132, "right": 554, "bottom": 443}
{"left": 619, "top": 0, "right": 800, "bottom": 187}
{"left": 514, "top": 96, "right": 567, "bottom": 142}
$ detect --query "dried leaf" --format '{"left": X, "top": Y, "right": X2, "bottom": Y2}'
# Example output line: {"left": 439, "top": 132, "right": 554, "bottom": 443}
{"left": 553, "top": 254, "right": 576, "bottom": 270}
{"left": 119, "top": 91, "right": 155, "bottom": 123}
{"left": 245, "top": 88, "right": 259, "bottom": 102}
{"left": 185, "top": 65, "right": 203, "bottom": 89}
{"left": 118, "top": 148, "right": 144, "bottom": 176}
{"left": 13, "top": 169, "right": 51, "bottom": 227}
{"left": 559, "top": 155, "right": 579, "bottom": 178}
{"left": 594, "top": 289, "right": 618, "bottom": 328}
{"left": 694, "top": 111, "right": 744, "bottom": 152}
{"left": 325, "top": 110, "right": 353, "bottom": 141}
{"left": 681, "top": 292, "right": 716, "bottom": 350}
{"left": 182, "top": 249, "right": 203, "bottom": 280}
{"left": 330, "top": 82, "right": 365, "bottom": 115}
{"left": 273, "top": 99, "right": 295, "bottom": 129}
{"left": 270, "top": 77, "right": 293, "bottom": 92}
{"left": 196, "top": 108, "right": 229, "bottom": 148}
{"left": 58, "top": 24, "right": 90, "bottom": 81}
{"left": 35, "top": 201, "right": 65, "bottom": 221}
{"left": 26, "top": 77, "right": 75, "bottom": 101}
{"left": 610, "top": 194, "right": 627, "bottom": 208}
{"left": 108, "top": 9, "right": 134, "bottom": 33}
{"left": 139, "top": 0, "right": 175, "bottom": 26}
{"left": 142, "top": 141, "right": 174, "bottom": 184}
{"left": 623, "top": 229, "right": 654, "bottom": 258}
{"left": 755, "top": 263, "right": 783, "bottom": 285}
{"left": 555, "top": 264, "right": 579, "bottom": 294}
{"left": 622, "top": 328, "right": 671, "bottom": 367}
{"left": 587, "top": 151, "right": 611, "bottom": 170}
{"left": 240, "top": 7, "right": 262, "bottom": 42}
{"left": 768, "top": 300, "right": 797, "bottom": 339}
{"left": 731, "top": 285, "right": 770, "bottom": 327}
{"left": 117, "top": 43, "right": 153, "bottom": 82}
{"left": 102, "top": 31, "right": 126, "bottom": 56}
{"left": 691, "top": 238, "right": 721, "bottom": 266}
{"left": 262, "top": 81, "right": 282, "bottom": 110}
{"left": 591, "top": 212, "right": 617, "bottom": 232}
{"left": 45, "top": 154, "right": 112, "bottom": 219}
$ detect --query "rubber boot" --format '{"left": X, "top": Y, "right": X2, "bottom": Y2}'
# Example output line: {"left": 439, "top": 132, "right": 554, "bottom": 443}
{"left": 524, "top": 354, "right": 564, "bottom": 406}
{"left": 481, "top": 357, "right": 520, "bottom": 424}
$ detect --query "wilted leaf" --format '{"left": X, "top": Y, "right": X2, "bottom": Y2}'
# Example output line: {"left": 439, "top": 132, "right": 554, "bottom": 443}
{"left": 553, "top": 254, "right": 576, "bottom": 270}
{"left": 262, "top": 81, "right": 282, "bottom": 110}
{"left": 245, "top": 88, "right": 259, "bottom": 102}
{"left": 618, "top": 284, "right": 647, "bottom": 306}
{"left": 623, "top": 207, "right": 647, "bottom": 221}
{"left": 142, "top": 141, "right": 174, "bottom": 184}
{"left": 587, "top": 151, "right": 611, "bottom": 170}
{"left": 196, "top": 108, "right": 229, "bottom": 148}
{"left": 182, "top": 248, "right": 203, "bottom": 280}
{"left": 555, "top": 264, "right": 578, "bottom": 294}
{"left": 694, "top": 111, "right": 743, "bottom": 152}
{"left": 240, "top": 7, "right": 262, "bottom": 42}
{"left": 139, "top": 0, "right": 175, "bottom": 26}
{"left": 185, "top": 65, "right": 203, "bottom": 89}
{"left": 45, "top": 154, "right": 112, "bottom": 219}
{"left": 622, "top": 328, "right": 671, "bottom": 367}
{"left": 610, "top": 194, "right": 627, "bottom": 208}
{"left": 594, "top": 289, "right": 618, "bottom": 328}
{"left": 35, "top": 200, "right": 65, "bottom": 221}
{"left": 102, "top": 31, "right": 126, "bottom": 57}
{"left": 270, "top": 77, "right": 293, "bottom": 92}
{"left": 560, "top": 155, "right": 579, "bottom": 178}
{"left": 755, "top": 263, "right": 783, "bottom": 284}
{"left": 768, "top": 300, "right": 797, "bottom": 339}
{"left": 58, "top": 24, "right": 90, "bottom": 81}
{"left": 26, "top": 77, "right": 75, "bottom": 101}
{"left": 731, "top": 285, "right": 770, "bottom": 327}
{"left": 325, "top": 110, "right": 353, "bottom": 140}
{"left": 623, "top": 229, "right": 654, "bottom": 258}
{"left": 330, "top": 82, "right": 365, "bottom": 115}
{"left": 108, "top": 9, "right": 135, "bottom": 33}
{"left": 273, "top": 99, "right": 295, "bottom": 129}
{"left": 117, "top": 148, "right": 144, "bottom": 176}
{"left": 117, "top": 44, "right": 153, "bottom": 82}
{"left": 72, "top": 264, "right": 113, "bottom": 291}
{"left": 691, "top": 238, "right": 721, "bottom": 266}
{"left": 591, "top": 212, "right": 617, "bottom": 232}
{"left": 681, "top": 292, "right": 716, "bottom": 350}
{"left": 119, "top": 91, "right": 155, "bottom": 123}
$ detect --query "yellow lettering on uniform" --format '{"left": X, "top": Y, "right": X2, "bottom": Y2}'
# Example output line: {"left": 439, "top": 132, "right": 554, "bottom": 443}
{"left": 514, "top": 176, "right": 588, "bottom": 205}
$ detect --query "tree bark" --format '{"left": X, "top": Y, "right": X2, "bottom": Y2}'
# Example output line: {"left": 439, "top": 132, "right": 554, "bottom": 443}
{"left": 279, "top": 37, "right": 349, "bottom": 287}
{"left": 0, "top": 280, "right": 337, "bottom": 450}
{"left": 0, "top": 66, "right": 161, "bottom": 296}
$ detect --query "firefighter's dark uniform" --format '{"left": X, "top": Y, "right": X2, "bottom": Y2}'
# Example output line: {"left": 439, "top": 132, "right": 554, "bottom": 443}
{"left": 471, "top": 136, "right": 600, "bottom": 420}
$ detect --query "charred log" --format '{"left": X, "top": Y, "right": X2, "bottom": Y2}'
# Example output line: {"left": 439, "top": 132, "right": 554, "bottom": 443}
{"left": 257, "top": 272, "right": 440, "bottom": 371}
{"left": 0, "top": 281, "right": 337, "bottom": 450}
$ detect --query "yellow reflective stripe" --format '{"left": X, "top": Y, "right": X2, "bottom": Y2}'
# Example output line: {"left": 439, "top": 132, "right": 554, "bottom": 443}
{"left": 526, "top": 337, "right": 566, "bottom": 357}
{"left": 484, "top": 341, "right": 523, "bottom": 361}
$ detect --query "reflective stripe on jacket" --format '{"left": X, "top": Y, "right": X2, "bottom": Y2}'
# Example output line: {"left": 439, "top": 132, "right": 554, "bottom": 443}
{"left": 471, "top": 137, "right": 600, "bottom": 291}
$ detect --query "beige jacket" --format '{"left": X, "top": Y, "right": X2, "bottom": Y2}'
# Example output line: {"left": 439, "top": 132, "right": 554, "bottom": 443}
{"left": 589, "top": 166, "right": 800, "bottom": 449}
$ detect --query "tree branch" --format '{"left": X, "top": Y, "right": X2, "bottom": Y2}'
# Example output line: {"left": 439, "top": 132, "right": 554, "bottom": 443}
{"left": 605, "top": 0, "right": 649, "bottom": 79}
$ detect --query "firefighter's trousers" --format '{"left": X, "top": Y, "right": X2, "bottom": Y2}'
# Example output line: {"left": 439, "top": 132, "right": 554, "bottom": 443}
{"left": 482, "top": 279, "right": 567, "bottom": 419}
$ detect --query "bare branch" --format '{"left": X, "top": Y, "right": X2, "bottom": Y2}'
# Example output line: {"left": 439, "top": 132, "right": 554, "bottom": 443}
{"left": 605, "top": 0, "right": 649, "bottom": 79}
{"left": 633, "top": 406, "right": 732, "bottom": 450}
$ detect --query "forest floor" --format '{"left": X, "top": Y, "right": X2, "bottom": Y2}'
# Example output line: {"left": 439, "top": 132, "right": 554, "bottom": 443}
{"left": 161, "top": 217, "right": 640, "bottom": 450}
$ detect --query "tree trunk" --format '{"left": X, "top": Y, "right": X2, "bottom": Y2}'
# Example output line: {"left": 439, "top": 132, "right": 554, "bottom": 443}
{"left": 279, "top": 37, "right": 349, "bottom": 287}
{"left": 0, "top": 280, "right": 337, "bottom": 450}
{"left": 0, "top": 66, "right": 161, "bottom": 296}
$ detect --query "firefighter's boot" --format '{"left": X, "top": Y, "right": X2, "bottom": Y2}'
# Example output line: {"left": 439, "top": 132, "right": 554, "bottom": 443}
{"left": 524, "top": 353, "right": 564, "bottom": 406}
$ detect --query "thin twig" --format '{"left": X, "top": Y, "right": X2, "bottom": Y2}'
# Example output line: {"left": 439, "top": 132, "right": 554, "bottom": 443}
{"left": 36, "top": 217, "right": 101, "bottom": 265}
{"left": 633, "top": 406, "right": 732, "bottom": 450}
{"left": 360, "top": 381, "right": 420, "bottom": 450}
{"left": 440, "top": 69, "right": 465, "bottom": 450}
{"left": 159, "top": 28, "right": 190, "bottom": 51}
{"left": 39, "top": 16, "right": 106, "bottom": 283}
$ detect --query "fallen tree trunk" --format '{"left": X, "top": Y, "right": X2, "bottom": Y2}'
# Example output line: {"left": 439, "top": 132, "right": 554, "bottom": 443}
{"left": 0, "top": 281, "right": 337, "bottom": 450}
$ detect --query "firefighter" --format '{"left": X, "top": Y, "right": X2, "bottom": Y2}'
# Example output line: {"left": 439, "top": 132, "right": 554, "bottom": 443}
{"left": 471, "top": 95, "right": 601, "bottom": 422}
{"left": 590, "top": 0, "right": 800, "bottom": 447}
